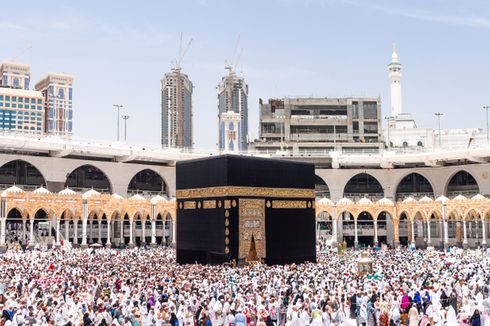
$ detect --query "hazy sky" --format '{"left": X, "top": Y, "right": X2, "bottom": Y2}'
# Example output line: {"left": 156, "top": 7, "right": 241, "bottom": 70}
{"left": 2, "top": 0, "right": 489, "bottom": 149}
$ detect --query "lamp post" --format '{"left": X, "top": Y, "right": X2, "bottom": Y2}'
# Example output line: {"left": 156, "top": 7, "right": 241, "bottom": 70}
{"left": 384, "top": 116, "right": 391, "bottom": 150}
{"left": 122, "top": 114, "right": 130, "bottom": 142}
{"left": 483, "top": 105, "right": 490, "bottom": 143}
{"left": 113, "top": 104, "right": 123, "bottom": 141}
{"left": 435, "top": 113, "right": 443, "bottom": 148}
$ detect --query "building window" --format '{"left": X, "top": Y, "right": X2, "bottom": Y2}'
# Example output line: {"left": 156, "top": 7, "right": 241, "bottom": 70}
{"left": 417, "top": 141, "right": 424, "bottom": 147}
{"left": 402, "top": 141, "right": 408, "bottom": 148}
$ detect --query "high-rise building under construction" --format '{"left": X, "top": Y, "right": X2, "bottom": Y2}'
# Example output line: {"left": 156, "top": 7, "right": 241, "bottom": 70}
{"left": 217, "top": 67, "right": 248, "bottom": 151}
{"left": 160, "top": 69, "right": 193, "bottom": 148}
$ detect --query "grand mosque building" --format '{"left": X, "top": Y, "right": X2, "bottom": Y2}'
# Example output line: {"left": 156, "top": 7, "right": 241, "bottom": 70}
{"left": 0, "top": 46, "right": 489, "bottom": 251}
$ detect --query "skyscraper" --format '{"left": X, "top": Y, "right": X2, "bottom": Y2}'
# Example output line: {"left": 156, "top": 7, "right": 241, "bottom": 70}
{"left": 35, "top": 73, "right": 74, "bottom": 135}
{"left": 0, "top": 62, "right": 44, "bottom": 134}
{"left": 217, "top": 67, "right": 248, "bottom": 151}
{"left": 161, "top": 69, "right": 193, "bottom": 148}
{"left": 0, "top": 62, "right": 31, "bottom": 90}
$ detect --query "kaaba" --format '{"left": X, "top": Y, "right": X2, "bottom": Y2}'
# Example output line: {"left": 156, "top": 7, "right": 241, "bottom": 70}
{"left": 176, "top": 155, "right": 316, "bottom": 265}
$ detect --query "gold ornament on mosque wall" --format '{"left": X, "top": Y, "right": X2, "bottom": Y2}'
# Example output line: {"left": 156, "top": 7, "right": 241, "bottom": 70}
{"left": 225, "top": 218, "right": 230, "bottom": 226}
{"left": 225, "top": 227, "right": 229, "bottom": 236}
{"left": 225, "top": 237, "right": 230, "bottom": 245}
{"left": 225, "top": 246, "right": 229, "bottom": 254}
{"left": 179, "top": 202, "right": 183, "bottom": 209}
{"left": 307, "top": 201, "right": 312, "bottom": 208}
{"left": 218, "top": 200, "right": 222, "bottom": 208}
{"left": 197, "top": 201, "right": 202, "bottom": 209}
{"left": 232, "top": 200, "right": 237, "bottom": 208}
{"left": 266, "top": 200, "right": 271, "bottom": 208}
{"left": 224, "top": 210, "right": 230, "bottom": 217}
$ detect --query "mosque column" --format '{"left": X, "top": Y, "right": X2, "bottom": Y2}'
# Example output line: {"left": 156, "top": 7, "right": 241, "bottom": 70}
{"left": 332, "top": 206, "right": 338, "bottom": 246}
{"left": 81, "top": 200, "right": 88, "bottom": 248}
{"left": 410, "top": 219, "right": 415, "bottom": 246}
{"left": 97, "top": 219, "right": 102, "bottom": 244}
{"left": 482, "top": 218, "right": 487, "bottom": 248}
{"left": 426, "top": 220, "right": 431, "bottom": 246}
{"left": 64, "top": 220, "right": 69, "bottom": 243}
{"left": 393, "top": 219, "right": 400, "bottom": 248}
{"left": 88, "top": 219, "right": 93, "bottom": 243}
{"left": 106, "top": 219, "right": 111, "bottom": 248}
{"left": 442, "top": 203, "right": 448, "bottom": 250}
{"left": 55, "top": 217, "right": 61, "bottom": 247}
{"left": 151, "top": 204, "right": 157, "bottom": 248}
{"left": 120, "top": 219, "right": 124, "bottom": 245}
{"left": 128, "top": 219, "right": 134, "bottom": 247}
{"left": 0, "top": 216, "right": 5, "bottom": 249}
{"left": 141, "top": 220, "right": 146, "bottom": 245}
{"left": 73, "top": 221, "right": 78, "bottom": 245}
{"left": 29, "top": 219, "right": 34, "bottom": 248}
{"left": 0, "top": 198, "right": 6, "bottom": 251}
{"left": 172, "top": 219, "right": 176, "bottom": 246}
{"left": 463, "top": 220, "right": 468, "bottom": 248}
{"left": 22, "top": 219, "right": 27, "bottom": 242}
{"left": 354, "top": 218, "right": 358, "bottom": 248}
{"left": 373, "top": 219, "right": 378, "bottom": 245}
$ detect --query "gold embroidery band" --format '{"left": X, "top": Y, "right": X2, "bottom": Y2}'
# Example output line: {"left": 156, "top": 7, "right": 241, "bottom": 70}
{"left": 202, "top": 200, "right": 216, "bottom": 209}
{"left": 176, "top": 186, "right": 314, "bottom": 200}
{"left": 272, "top": 200, "right": 307, "bottom": 209}
{"left": 183, "top": 201, "right": 196, "bottom": 209}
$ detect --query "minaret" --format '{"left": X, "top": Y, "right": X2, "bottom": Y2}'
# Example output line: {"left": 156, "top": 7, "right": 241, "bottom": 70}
{"left": 388, "top": 44, "right": 402, "bottom": 118}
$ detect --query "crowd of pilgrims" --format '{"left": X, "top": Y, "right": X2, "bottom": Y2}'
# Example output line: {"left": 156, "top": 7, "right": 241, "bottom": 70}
{"left": 1, "top": 247, "right": 490, "bottom": 326}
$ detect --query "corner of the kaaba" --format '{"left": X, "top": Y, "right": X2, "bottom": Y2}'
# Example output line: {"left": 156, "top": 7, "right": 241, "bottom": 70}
{"left": 176, "top": 154, "right": 316, "bottom": 266}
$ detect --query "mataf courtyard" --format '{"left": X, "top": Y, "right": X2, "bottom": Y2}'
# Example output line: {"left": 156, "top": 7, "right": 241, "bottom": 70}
{"left": 0, "top": 247, "right": 490, "bottom": 325}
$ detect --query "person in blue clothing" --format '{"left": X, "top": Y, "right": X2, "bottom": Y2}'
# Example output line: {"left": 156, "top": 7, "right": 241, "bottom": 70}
{"left": 235, "top": 308, "right": 247, "bottom": 326}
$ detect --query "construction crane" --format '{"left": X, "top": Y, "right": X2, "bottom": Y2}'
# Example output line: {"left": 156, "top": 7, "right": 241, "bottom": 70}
{"left": 224, "top": 37, "right": 243, "bottom": 113}
{"left": 11, "top": 45, "right": 32, "bottom": 62}
{"left": 173, "top": 33, "right": 193, "bottom": 72}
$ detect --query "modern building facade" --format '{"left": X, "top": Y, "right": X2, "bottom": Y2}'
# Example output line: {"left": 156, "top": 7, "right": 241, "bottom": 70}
{"left": 161, "top": 69, "right": 193, "bottom": 148}
{"left": 35, "top": 73, "right": 74, "bottom": 135}
{"left": 254, "top": 97, "right": 383, "bottom": 154}
{"left": 218, "top": 67, "right": 248, "bottom": 151}
{"left": 0, "top": 88, "right": 44, "bottom": 134}
{"left": 0, "top": 62, "right": 31, "bottom": 90}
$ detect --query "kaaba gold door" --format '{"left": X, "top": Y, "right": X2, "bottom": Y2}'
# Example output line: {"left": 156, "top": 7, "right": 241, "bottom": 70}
{"left": 238, "top": 198, "right": 266, "bottom": 261}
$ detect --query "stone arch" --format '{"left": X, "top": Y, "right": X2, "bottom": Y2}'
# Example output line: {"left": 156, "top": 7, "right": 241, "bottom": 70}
{"left": 0, "top": 159, "right": 46, "bottom": 190}
{"left": 65, "top": 164, "right": 112, "bottom": 193}
{"left": 395, "top": 172, "right": 434, "bottom": 201}
{"left": 398, "top": 210, "right": 412, "bottom": 221}
{"left": 427, "top": 210, "right": 442, "bottom": 221}
{"left": 314, "top": 175, "right": 330, "bottom": 198}
{"left": 31, "top": 207, "right": 52, "bottom": 220}
{"left": 7, "top": 206, "right": 28, "bottom": 220}
{"left": 343, "top": 173, "right": 383, "bottom": 200}
{"left": 465, "top": 208, "right": 481, "bottom": 221}
{"left": 412, "top": 210, "right": 428, "bottom": 222}
{"left": 446, "top": 170, "right": 480, "bottom": 198}
{"left": 127, "top": 169, "right": 168, "bottom": 197}
{"left": 60, "top": 208, "right": 76, "bottom": 221}
{"left": 5, "top": 207, "right": 25, "bottom": 243}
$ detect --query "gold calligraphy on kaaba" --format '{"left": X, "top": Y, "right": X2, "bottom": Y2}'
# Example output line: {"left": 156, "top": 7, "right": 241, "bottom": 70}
{"left": 202, "top": 200, "right": 216, "bottom": 209}
{"left": 176, "top": 186, "right": 315, "bottom": 199}
{"left": 238, "top": 198, "right": 266, "bottom": 261}
{"left": 271, "top": 200, "right": 308, "bottom": 209}
{"left": 183, "top": 201, "right": 196, "bottom": 209}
